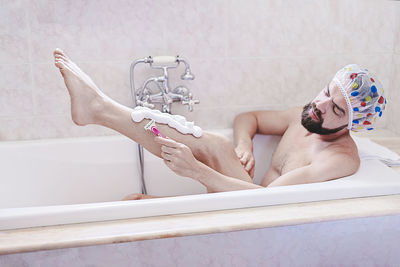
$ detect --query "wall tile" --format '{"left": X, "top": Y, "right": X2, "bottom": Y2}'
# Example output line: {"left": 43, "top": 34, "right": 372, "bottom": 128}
{"left": 394, "top": 2, "right": 400, "bottom": 55}
{"left": 0, "top": 64, "right": 34, "bottom": 116}
{"left": 228, "top": 0, "right": 290, "bottom": 58}
{"left": 227, "top": 0, "right": 350, "bottom": 58}
{"left": 281, "top": 0, "right": 345, "bottom": 56}
{"left": 0, "top": 115, "right": 116, "bottom": 141}
{"left": 164, "top": 0, "right": 227, "bottom": 59}
{"left": 228, "top": 0, "right": 396, "bottom": 58}
{"left": 338, "top": 0, "right": 397, "bottom": 54}
{"left": 224, "top": 58, "right": 287, "bottom": 106}
{"left": 28, "top": 0, "right": 166, "bottom": 63}
{"left": 32, "top": 63, "right": 70, "bottom": 116}
{"left": 32, "top": 116, "right": 116, "bottom": 139}
{"left": 0, "top": 116, "right": 39, "bottom": 141}
{"left": 386, "top": 55, "right": 400, "bottom": 135}
{"left": 131, "top": 58, "right": 280, "bottom": 110}
{"left": 0, "top": 1, "right": 30, "bottom": 64}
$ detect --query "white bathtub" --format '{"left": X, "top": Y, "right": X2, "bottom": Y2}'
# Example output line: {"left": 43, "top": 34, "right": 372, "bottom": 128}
{"left": 1, "top": 129, "right": 400, "bottom": 230}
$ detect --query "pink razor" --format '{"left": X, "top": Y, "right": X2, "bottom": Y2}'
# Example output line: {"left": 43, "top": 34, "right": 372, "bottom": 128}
{"left": 144, "top": 120, "right": 166, "bottom": 138}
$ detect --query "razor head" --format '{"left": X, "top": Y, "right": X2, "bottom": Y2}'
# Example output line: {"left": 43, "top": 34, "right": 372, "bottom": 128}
{"left": 144, "top": 119, "right": 156, "bottom": 131}
{"left": 144, "top": 119, "right": 165, "bottom": 138}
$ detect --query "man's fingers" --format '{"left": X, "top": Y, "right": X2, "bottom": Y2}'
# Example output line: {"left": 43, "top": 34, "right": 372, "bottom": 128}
{"left": 161, "top": 145, "right": 175, "bottom": 154}
{"left": 245, "top": 158, "right": 254, "bottom": 171}
{"left": 163, "top": 158, "right": 173, "bottom": 166}
{"left": 154, "top": 136, "right": 180, "bottom": 148}
{"left": 244, "top": 160, "right": 253, "bottom": 171}
{"left": 240, "top": 153, "right": 249, "bottom": 164}
{"left": 249, "top": 166, "right": 255, "bottom": 178}
{"left": 235, "top": 149, "right": 243, "bottom": 158}
{"left": 161, "top": 151, "right": 173, "bottom": 161}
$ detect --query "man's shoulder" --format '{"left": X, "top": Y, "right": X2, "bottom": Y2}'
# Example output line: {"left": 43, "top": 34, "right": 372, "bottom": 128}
{"left": 315, "top": 137, "right": 360, "bottom": 174}
{"left": 327, "top": 134, "right": 358, "bottom": 154}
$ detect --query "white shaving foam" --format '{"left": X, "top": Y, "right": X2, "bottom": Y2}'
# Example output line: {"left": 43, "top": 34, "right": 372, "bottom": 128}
{"left": 131, "top": 106, "right": 203, "bottom": 138}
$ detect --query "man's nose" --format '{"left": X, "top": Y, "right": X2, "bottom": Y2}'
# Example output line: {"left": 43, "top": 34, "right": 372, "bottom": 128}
{"left": 315, "top": 98, "right": 330, "bottom": 113}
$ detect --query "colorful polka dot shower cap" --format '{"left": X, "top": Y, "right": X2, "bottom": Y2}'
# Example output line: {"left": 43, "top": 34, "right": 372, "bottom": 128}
{"left": 332, "top": 64, "right": 386, "bottom": 132}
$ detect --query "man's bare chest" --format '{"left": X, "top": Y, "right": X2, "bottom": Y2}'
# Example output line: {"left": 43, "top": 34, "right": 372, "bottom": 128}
{"left": 270, "top": 126, "right": 329, "bottom": 175}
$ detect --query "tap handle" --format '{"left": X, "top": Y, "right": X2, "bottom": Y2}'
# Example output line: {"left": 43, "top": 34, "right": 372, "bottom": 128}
{"left": 137, "top": 100, "right": 155, "bottom": 109}
{"left": 182, "top": 93, "right": 200, "bottom": 112}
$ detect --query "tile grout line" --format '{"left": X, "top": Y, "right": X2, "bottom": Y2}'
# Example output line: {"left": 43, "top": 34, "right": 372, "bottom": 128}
{"left": 25, "top": 0, "right": 35, "bottom": 118}
{"left": 0, "top": 52, "right": 395, "bottom": 67}
{"left": 225, "top": 0, "right": 230, "bottom": 60}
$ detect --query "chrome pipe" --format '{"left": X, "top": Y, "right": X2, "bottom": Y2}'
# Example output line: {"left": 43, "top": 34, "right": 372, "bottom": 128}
{"left": 129, "top": 57, "right": 151, "bottom": 195}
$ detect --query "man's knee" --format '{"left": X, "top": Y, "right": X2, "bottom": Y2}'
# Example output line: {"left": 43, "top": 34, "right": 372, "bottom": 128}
{"left": 212, "top": 133, "right": 234, "bottom": 155}
{"left": 196, "top": 133, "right": 233, "bottom": 169}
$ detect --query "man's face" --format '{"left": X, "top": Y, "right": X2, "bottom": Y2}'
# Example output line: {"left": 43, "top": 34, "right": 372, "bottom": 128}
{"left": 301, "top": 81, "right": 349, "bottom": 135}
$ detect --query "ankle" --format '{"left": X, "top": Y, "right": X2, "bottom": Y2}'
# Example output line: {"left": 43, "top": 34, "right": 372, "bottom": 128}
{"left": 90, "top": 95, "right": 108, "bottom": 124}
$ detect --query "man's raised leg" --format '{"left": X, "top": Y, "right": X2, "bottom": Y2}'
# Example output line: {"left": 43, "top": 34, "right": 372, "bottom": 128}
{"left": 53, "top": 48, "right": 252, "bottom": 183}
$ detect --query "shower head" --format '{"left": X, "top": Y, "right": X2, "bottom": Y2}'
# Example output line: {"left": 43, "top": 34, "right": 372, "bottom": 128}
{"left": 181, "top": 69, "right": 195, "bottom": 80}
{"left": 176, "top": 56, "right": 195, "bottom": 80}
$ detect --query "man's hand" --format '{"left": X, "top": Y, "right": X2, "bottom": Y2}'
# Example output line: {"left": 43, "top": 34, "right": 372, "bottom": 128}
{"left": 234, "top": 143, "right": 255, "bottom": 178}
{"left": 154, "top": 136, "right": 201, "bottom": 179}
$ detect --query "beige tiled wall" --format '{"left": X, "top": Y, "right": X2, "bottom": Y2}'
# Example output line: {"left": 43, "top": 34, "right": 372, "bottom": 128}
{"left": 388, "top": 2, "right": 400, "bottom": 135}
{"left": 1, "top": 0, "right": 399, "bottom": 140}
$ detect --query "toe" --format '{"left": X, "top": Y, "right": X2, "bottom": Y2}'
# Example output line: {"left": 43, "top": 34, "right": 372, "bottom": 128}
{"left": 54, "top": 48, "right": 62, "bottom": 55}
{"left": 55, "top": 54, "right": 68, "bottom": 62}
{"left": 54, "top": 59, "right": 66, "bottom": 69}
{"left": 54, "top": 48, "right": 65, "bottom": 57}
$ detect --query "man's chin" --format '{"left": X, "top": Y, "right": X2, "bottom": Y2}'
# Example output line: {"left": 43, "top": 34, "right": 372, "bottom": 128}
{"left": 301, "top": 120, "right": 347, "bottom": 135}
{"left": 301, "top": 121, "right": 325, "bottom": 135}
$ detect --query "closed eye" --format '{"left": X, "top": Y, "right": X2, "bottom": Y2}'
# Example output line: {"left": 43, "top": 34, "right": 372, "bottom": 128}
{"left": 333, "top": 106, "right": 340, "bottom": 116}
{"left": 326, "top": 84, "right": 345, "bottom": 117}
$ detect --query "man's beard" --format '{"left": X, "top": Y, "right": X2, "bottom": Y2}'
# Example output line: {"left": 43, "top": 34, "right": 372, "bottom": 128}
{"left": 301, "top": 102, "right": 347, "bottom": 135}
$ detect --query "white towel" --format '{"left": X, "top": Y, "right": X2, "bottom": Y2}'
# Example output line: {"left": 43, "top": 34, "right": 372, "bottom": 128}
{"left": 352, "top": 136, "right": 400, "bottom": 166}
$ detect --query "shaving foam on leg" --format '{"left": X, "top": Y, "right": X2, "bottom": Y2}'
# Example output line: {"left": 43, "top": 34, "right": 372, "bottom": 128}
{"left": 131, "top": 106, "right": 203, "bottom": 138}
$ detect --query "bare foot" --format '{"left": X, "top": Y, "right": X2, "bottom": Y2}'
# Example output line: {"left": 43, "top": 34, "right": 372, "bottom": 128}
{"left": 122, "top": 193, "right": 163, "bottom": 200}
{"left": 53, "top": 48, "right": 107, "bottom": 126}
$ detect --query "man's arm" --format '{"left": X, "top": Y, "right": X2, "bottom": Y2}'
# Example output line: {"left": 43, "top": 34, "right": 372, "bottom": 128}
{"left": 233, "top": 107, "right": 300, "bottom": 178}
{"left": 233, "top": 107, "right": 298, "bottom": 146}
{"left": 264, "top": 148, "right": 360, "bottom": 187}
{"left": 195, "top": 161, "right": 264, "bottom": 192}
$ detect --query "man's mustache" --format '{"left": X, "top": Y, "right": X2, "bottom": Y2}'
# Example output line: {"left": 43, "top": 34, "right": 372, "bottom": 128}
{"left": 311, "top": 102, "right": 322, "bottom": 122}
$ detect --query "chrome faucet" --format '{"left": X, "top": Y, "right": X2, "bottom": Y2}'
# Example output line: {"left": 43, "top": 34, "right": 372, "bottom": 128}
{"left": 129, "top": 55, "right": 200, "bottom": 195}
{"left": 130, "top": 55, "right": 200, "bottom": 114}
